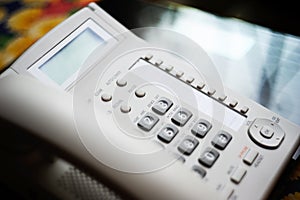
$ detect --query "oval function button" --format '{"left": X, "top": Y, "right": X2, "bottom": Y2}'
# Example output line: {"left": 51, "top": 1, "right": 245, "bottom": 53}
{"left": 116, "top": 79, "right": 127, "bottom": 87}
{"left": 120, "top": 104, "right": 131, "bottom": 113}
{"left": 101, "top": 93, "right": 112, "bottom": 102}
{"left": 135, "top": 89, "right": 146, "bottom": 98}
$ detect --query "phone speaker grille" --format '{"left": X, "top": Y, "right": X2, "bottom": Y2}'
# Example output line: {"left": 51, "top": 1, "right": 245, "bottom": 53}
{"left": 57, "top": 166, "right": 122, "bottom": 200}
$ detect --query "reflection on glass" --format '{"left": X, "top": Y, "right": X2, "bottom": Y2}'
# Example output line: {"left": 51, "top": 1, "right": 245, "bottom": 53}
{"left": 136, "top": 4, "right": 300, "bottom": 126}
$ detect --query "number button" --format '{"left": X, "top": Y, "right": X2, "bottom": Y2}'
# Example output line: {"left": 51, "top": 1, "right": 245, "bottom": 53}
{"left": 157, "top": 124, "right": 178, "bottom": 143}
{"left": 152, "top": 97, "right": 173, "bottom": 115}
{"left": 198, "top": 147, "right": 219, "bottom": 168}
{"left": 211, "top": 131, "right": 232, "bottom": 150}
{"left": 191, "top": 119, "right": 212, "bottom": 138}
{"left": 171, "top": 108, "right": 193, "bottom": 127}
{"left": 178, "top": 136, "right": 199, "bottom": 155}
{"left": 137, "top": 112, "right": 159, "bottom": 131}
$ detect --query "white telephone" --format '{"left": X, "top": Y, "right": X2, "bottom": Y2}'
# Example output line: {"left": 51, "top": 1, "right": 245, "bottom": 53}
{"left": 0, "top": 2, "right": 299, "bottom": 200}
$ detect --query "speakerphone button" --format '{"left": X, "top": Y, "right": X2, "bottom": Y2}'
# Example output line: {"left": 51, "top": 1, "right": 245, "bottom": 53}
{"left": 231, "top": 167, "right": 247, "bottom": 184}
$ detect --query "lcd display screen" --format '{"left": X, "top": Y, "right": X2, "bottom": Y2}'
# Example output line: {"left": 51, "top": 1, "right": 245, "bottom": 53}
{"left": 39, "top": 28, "right": 104, "bottom": 85}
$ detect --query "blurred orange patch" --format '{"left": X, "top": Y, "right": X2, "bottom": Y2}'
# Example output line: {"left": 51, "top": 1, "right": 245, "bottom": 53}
{"left": 0, "top": 8, "right": 6, "bottom": 22}
{"left": 28, "top": 16, "right": 67, "bottom": 40}
{"left": 8, "top": 8, "right": 43, "bottom": 33}
{"left": 22, "top": 0, "right": 50, "bottom": 7}
{"left": 6, "top": 36, "right": 35, "bottom": 59}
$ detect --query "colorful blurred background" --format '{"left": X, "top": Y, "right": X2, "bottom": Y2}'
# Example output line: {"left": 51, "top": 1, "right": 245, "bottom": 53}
{"left": 0, "top": 0, "right": 100, "bottom": 72}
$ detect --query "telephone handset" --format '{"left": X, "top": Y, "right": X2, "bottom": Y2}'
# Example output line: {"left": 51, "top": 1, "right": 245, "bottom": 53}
{"left": 0, "top": 2, "right": 299, "bottom": 200}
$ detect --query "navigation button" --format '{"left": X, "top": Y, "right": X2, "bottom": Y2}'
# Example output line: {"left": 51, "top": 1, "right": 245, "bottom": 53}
{"left": 248, "top": 118, "right": 285, "bottom": 149}
{"left": 260, "top": 125, "right": 274, "bottom": 139}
